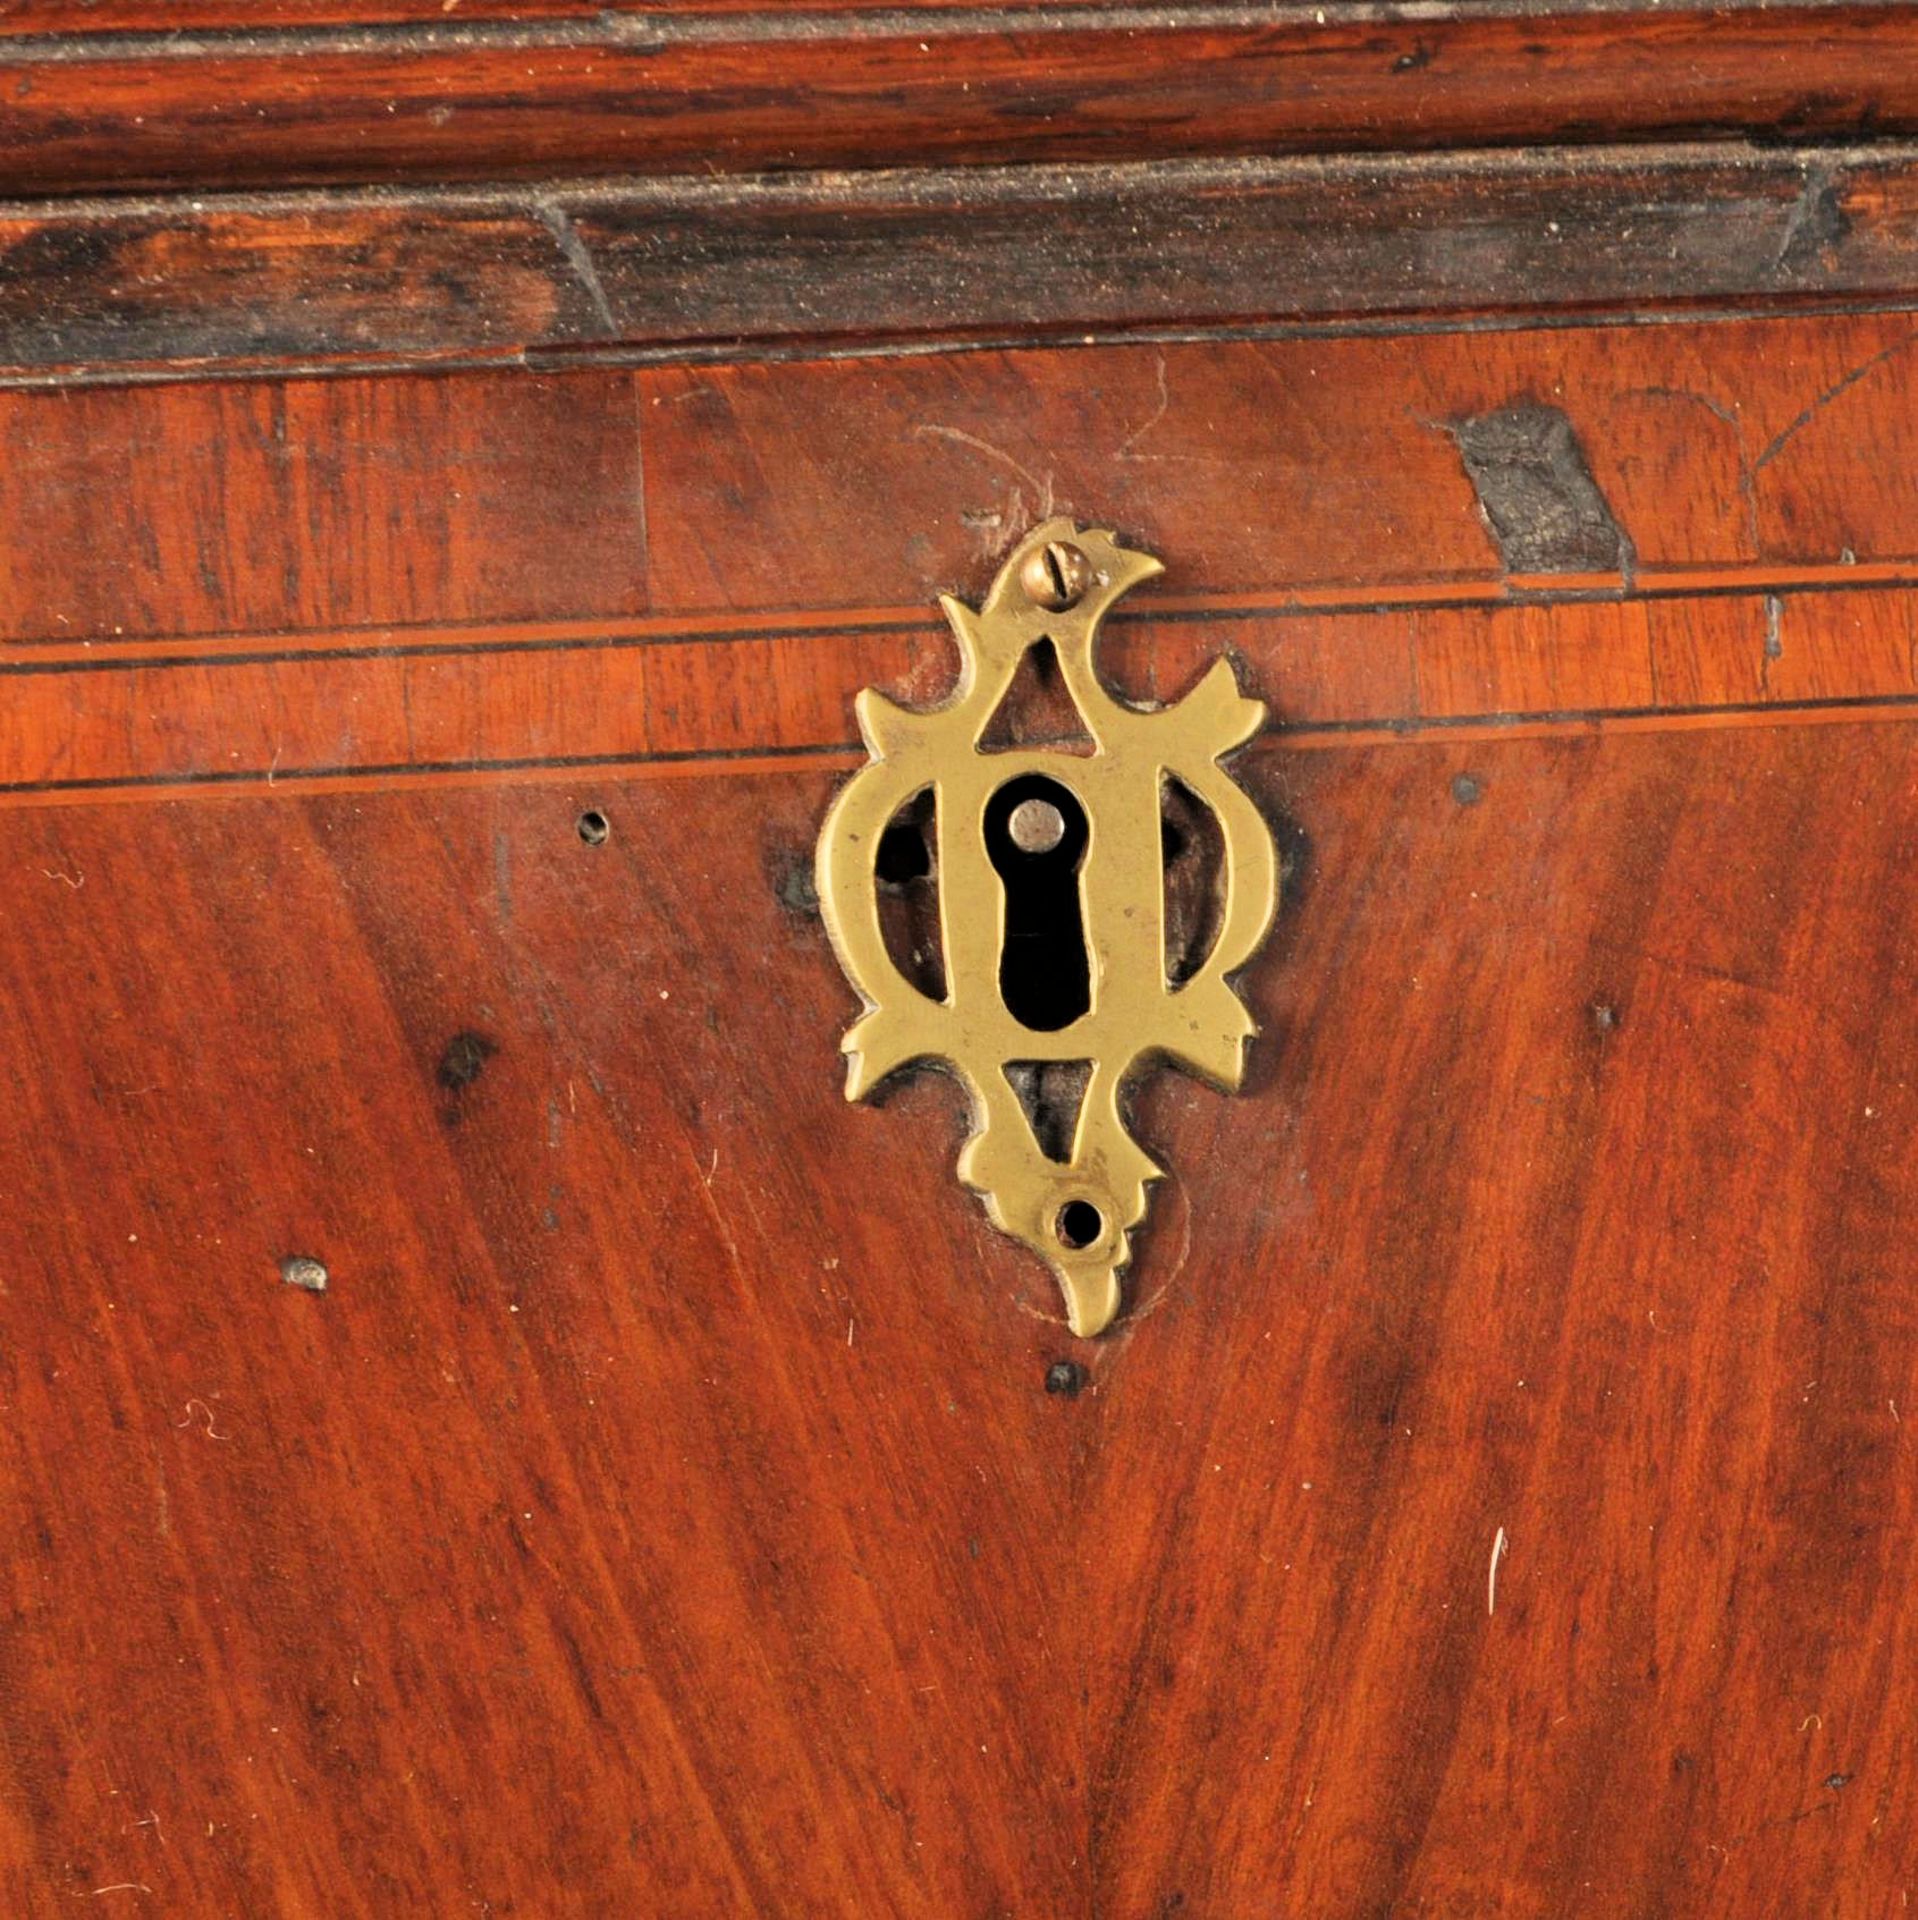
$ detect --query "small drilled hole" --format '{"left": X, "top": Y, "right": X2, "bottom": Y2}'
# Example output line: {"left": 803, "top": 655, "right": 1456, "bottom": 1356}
{"left": 577, "top": 809, "right": 610, "bottom": 846}
{"left": 1056, "top": 1200, "right": 1103, "bottom": 1250}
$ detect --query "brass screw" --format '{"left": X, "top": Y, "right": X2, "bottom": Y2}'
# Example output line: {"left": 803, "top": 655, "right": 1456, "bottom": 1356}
{"left": 1008, "top": 796, "right": 1067, "bottom": 855}
{"left": 1020, "top": 541, "right": 1093, "bottom": 611}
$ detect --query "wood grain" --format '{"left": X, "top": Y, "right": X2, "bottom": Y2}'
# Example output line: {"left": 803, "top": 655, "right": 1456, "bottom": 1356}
{"left": 0, "top": 0, "right": 1248, "bottom": 27}
{"left": 9, "top": 49, "right": 1918, "bottom": 1905}
{"left": 11, "top": 307, "right": 1918, "bottom": 651}
{"left": 0, "top": 773, "right": 1082, "bottom": 1916}
{"left": 8, "top": 586, "right": 1918, "bottom": 803}
{"left": 631, "top": 312, "right": 1918, "bottom": 614}
{"left": 1093, "top": 716, "right": 1918, "bottom": 1916}
{"left": 8, "top": 144, "right": 1918, "bottom": 385}
{"left": 16, "top": 300, "right": 1918, "bottom": 800}
{"left": 0, "top": 369, "right": 648, "bottom": 642}
{"left": 5, "top": 721, "right": 1917, "bottom": 1912}
{"left": 1, "top": 5, "right": 1916, "bottom": 194}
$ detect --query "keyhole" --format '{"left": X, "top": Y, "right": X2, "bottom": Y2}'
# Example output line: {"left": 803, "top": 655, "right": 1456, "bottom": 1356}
{"left": 985, "top": 774, "right": 1091, "bottom": 1031}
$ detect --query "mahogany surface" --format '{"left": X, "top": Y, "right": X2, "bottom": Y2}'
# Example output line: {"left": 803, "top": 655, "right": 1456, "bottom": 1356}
{"left": 3, "top": 292, "right": 1918, "bottom": 1913}
{"left": 0, "top": 4, "right": 1915, "bottom": 195}
{"left": 7, "top": 5, "right": 1918, "bottom": 1912}
{"left": 6, "top": 722, "right": 1918, "bottom": 1918}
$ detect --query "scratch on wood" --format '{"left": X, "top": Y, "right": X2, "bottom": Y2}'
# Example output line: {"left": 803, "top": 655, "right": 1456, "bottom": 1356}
{"left": 1635, "top": 384, "right": 1760, "bottom": 555}
{"left": 1773, "top": 163, "right": 1853, "bottom": 277}
{"left": 1115, "top": 350, "right": 1171, "bottom": 461}
{"left": 1763, "top": 593, "right": 1784, "bottom": 689}
{"left": 172, "top": 1398, "right": 228, "bottom": 1440}
{"left": 1488, "top": 1524, "right": 1508, "bottom": 1615}
{"left": 537, "top": 201, "right": 618, "bottom": 335}
{"left": 913, "top": 424, "right": 1055, "bottom": 521}
{"left": 1752, "top": 326, "right": 1918, "bottom": 473}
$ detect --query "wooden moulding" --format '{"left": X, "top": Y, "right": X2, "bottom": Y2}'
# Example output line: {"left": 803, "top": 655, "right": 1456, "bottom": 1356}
{"left": 6, "top": 142, "right": 1918, "bottom": 385}
{"left": 0, "top": 0, "right": 1285, "bottom": 21}
{"left": 0, "top": 2, "right": 1913, "bottom": 196}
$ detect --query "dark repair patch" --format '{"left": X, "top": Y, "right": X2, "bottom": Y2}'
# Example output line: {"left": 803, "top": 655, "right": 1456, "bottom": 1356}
{"left": 1450, "top": 404, "right": 1633, "bottom": 577}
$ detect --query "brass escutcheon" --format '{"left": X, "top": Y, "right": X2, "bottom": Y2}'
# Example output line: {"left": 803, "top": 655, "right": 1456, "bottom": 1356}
{"left": 815, "top": 520, "right": 1278, "bottom": 1336}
